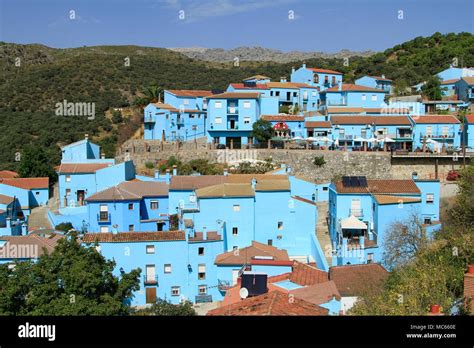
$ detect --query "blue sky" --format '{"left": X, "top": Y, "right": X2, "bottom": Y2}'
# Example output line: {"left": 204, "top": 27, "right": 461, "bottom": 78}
{"left": 0, "top": 0, "right": 472, "bottom": 52}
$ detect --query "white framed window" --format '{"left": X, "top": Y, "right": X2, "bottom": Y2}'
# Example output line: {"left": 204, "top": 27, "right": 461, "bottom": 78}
{"left": 100, "top": 226, "right": 109, "bottom": 233}
{"left": 214, "top": 101, "right": 222, "bottom": 109}
{"left": 426, "top": 126, "right": 432, "bottom": 135}
{"left": 233, "top": 205, "right": 240, "bottom": 212}
{"left": 361, "top": 94, "right": 366, "bottom": 101}
{"left": 146, "top": 265, "right": 156, "bottom": 282}
{"left": 243, "top": 101, "right": 251, "bottom": 109}
{"left": 198, "top": 285, "right": 207, "bottom": 294}
{"left": 426, "top": 193, "right": 434, "bottom": 204}
{"left": 198, "top": 264, "right": 206, "bottom": 280}
{"left": 371, "top": 94, "right": 377, "bottom": 101}
{"left": 164, "top": 264, "right": 172, "bottom": 273}
{"left": 442, "top": 125, "right": 449, "bottom": 135}
{"left": 146, "top": 245, "right": 155, "bottom": 254}
{"left": 150, "top": 200, "right": 159, "bottom": 210}
{"left": 244, "top": 117, "right": 251, "bottom": 124}
{"left": 65, "top": 175, "right": 71, "bottom": 182}
{"left": 215, "top": 117, "right": 222, "bottom": 124}
{"left": 171, "top": 286, "right": 180, "bottom": 296}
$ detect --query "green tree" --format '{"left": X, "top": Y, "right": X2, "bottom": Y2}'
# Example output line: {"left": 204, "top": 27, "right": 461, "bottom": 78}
{"left": 0, "top": 232, "right": 141, "bottom": 315}
{"left": 142, "top": 85, "right": 162, "bottom": 104}
{"left": 421, "top": 76, "right": 442, "bottom": 100}
{"left": 54, "top": 222, "right": 74, "bottom": 232}
{"left": 250, "top": 119, "right": 273, "bottom": 143}
{"left": 132, "top": 298, "right": 196, "bottom": 316}
{"left": 17, "top": 145, "right": 57, "bottom": 182}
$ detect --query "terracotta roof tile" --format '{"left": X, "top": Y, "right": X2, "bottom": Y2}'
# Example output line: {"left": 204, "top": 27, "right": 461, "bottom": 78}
{"left": 58, "top": 163, "right": 112, "bottom": 174}
{"left": 307, "top": 68, "right": 343, "bottom": 75}
{"left": 366, "top": 75, "right": 392, "bottom": 82}
{"left": 465, "top": 115, "right": 474, "bottom": 123}
{"left": 207, "top": 290, "right": 328, "bottom": 316}
{"left": 229, "top": 83, "right": 269, "bottom": 90}
{"left": 334, "top": 179, "right": 420, "bottom": 194}
{"left": 0, "top": 177, "right": 49, "bottom": 189}
{"left": 86, "top": 181, "right": 168, "bottom": 201}
{"left": 196, "top": 183, "right": 254, "bottom": 198}
{"left": 207, "top": 92, "right": 260, "bottom": 99}
{"left": 0, "top": 194, "right": 15, "bottom": 205}
{"left": 82, "top": 231, "right": 185, "bottom": 243}
{"left": 0, "top": 170, "right": 18, "bottom": 179}
{"left": 440, "top": 78, "right": 460, "bottom": 85}
{"left": 0, "top": 234, "right": 64, "bottom": 259}
{"left": 329, "top": 263, "right": 389, "bottom": 297}
{"left": 289, "top": 261, "right": 329, "bottom": 286}
{"left": 305, "top": 121, "right": 332, "bottom": 128}
{"left": 411, "top": 115, "right": 460, "bottom": 124}
{"left": 462, "top": 77, "right": 474, "bottom": 85}
{"left": 322, "top": 84, "right": 386, "bottom": 93}
{"left": 327, "top": 107, "right": 364, "bottom": 113}
{"left": 166, "top": 89, "right": 213, "bottom": 97}
{"left": 373, "top": 195, "right": 421, "bottom": 205}
{"left": 290, "top": 280, "right": 341, "bottom": 305}
{"left": 331, "top": 116, "right": 411, "bottom": 125}
{"left": 215, "top": 241, "right": 290, "bottom": 265}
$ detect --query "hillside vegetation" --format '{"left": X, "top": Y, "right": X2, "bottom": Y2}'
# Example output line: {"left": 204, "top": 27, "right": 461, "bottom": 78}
{"left": 0, "top": 32, "right": 473, "bottom": 173}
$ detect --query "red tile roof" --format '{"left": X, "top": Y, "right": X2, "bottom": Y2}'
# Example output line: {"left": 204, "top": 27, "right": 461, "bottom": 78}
{"left": 0, "top": 170, "right": 18, "bottom": 179}
{"left": 86, "top": 181, "right": 169, "bottom": 201}
{"left": 290, "top": 280, "right": 341, "bottom": 305}
{"left": 440, "top": 78, "right": 460, "bottom": 85}
{"left": 0, "top": 193, "right": 15, "bottom": 205}
{"left": 327, "top": 107, "right": 365, "bottom": 113}
{"left": 307, "top": 68, "right": 343, "bottom": 75}
{"left": 334, "top": 179, "right": 420, "bottom": 194}
{"left": 329, "top": 263, "right": 389, "bottom": 297}
{"left": 289, "top": 261, "right": 329, "bottom": 286}
{"left": 188, "top": 231, "right": 222, "bottom": 242}
{"left": 465, "top": 115, "right": 474, "bottom": 123}
{"left": 410, "top": 115, "right": 460, "bottom": 124}
{"left": 0, "top": 177, "right": 49, "bottom": 189}
{"left": 0, "top": 234, "right": 64, "bottom": 259}
{"left": 215, "top": 241, "right": 290, "bottom": 265}
{"left": 305, "top": 121, "right": 332, "bottom": 128}
{"left": 462, "top": 77, "right": 474, "bottom": 85}
{"left": 207, "top": 290, "right": 329, "bottom": 316}
{"left": 230, "top": 83, "right": 269, "bottom": 90}
{"left": 58, "top": 163, "right": 112, "bottom": 174}
{"left": 331, "top": 116, "right": 411, "bottom": 125}
{"left": 367, "top": 75, "right": 392, "bottom": 82}
{"left": 323, "top": 84, "right": 386, "bottom": 93}
{"left": 207, "top": 92, "right": 260, "bottom": 99}
{"left": 261, "top": 115, "right": 305, "bottom": 122}
{"left": 82, "top": 231, "right": 185, "bottom": 243}
{"left": 166, "top": 89, "right": 213, "bottom": 97}
{"left": 292, "top": 196, "right": 317, "bottom": 206}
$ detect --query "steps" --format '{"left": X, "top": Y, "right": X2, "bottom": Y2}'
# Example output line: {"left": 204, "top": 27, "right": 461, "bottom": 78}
{"left": 28, "top": 206, "right": 52, "bottom": 231}
{"left": 316, "top": 202, "right": 332, "bottom": 266}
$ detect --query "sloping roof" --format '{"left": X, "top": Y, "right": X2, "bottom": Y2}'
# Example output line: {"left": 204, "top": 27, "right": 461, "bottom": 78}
{"left": 0, "top": 234, "right": 64, "bottom": 259}
{"left": 307, "top": 68, "right": 343, "bottom": 75}
{"left": 207, "top": 92, "right": 260, "bottom": 99}
{"left": 0, "top": 177, "right": 49, "bottom": 189}
{"left": 229, "top": 83, "right": 269, "bottom": 90}
{"left": 290, "top": 280, "right": 341, "bottom": 305}
{"left": 366, "top": 75, "right": 392, "bottom": 82}
{"left": 305, "top": 121, "right": 332, "bottom": 128}
{"left": 322, "top": 84, "right": 386, "bottom": 93}
{"left": 340, "top": 215, "right": 368, "bottom": 229}
{"left": 331, "top": 116, "right": 411, "bottom": 125}
{"left": 215, "top": 241, "right": 290, "bottom": 265}
{"left": 329, "top": 264, "right": 389, "bottom": 297}
{"left": 465, "top": 115, "right": 474, "bottom": 124}
{"left": 266, "top": 82, "right": 299, "bottom": 89}
{"left": 327, "top": 107, "right": 364, "bottom": 114}
{"left": 440, "top": 78, "right": 460, "bottom": 85}
{"left": 373, "top": 195, "right": 421, "bottom": 205}
{"left": 410, "top": 115, "right": 461, "bottom": 124}
{"left": 58, "top": 163, "right": 112, "bottom": 174}
{"left": 334, "top": 179, "right": 421, "bottom": 195}
{"left": 255, "top": 180, "right": 290, "bottom": 192}
{"left": 195, "top": 183, "right": 255, "bottom": 198}
{"left": 82, "top": 231, "right": 185, "bottom": 243}
{"left": 261, "top": 115, "right": 305, "bottom": 122}
{"left": 86, "top": 181, "right": 169, "bottom": 201}
{"left": 363, "top": 107, "right": 410, "bottom": 114}
{"left": 207, "top": 290, "right": 328, "bottom": 316}
{"left": 226, "top": 174, "right": 288, "bottom": 183}
{"left": 170, "top": 175, "right": 228, "bottom": 190}
{"left": 462, "top": 76, "right": 474, "bottom": 85}
{"left": 0, "top": 194, "right": 15, "bottom": 205}
{"left": 289, "top": 261, "right": 329, "bottom": 286}
{"left": 292, "top": 196, "right": 317, "bottom": 206}
{"left": 0, "top": 170, "right": 18, "bottom": 179}
{"left": 166, "top": 89, "right": 213, "bottom": 97}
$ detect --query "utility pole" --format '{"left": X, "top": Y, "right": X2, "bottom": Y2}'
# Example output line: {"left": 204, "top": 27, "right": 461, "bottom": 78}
{"left": 462, "top": 114, "right": 466, "bottom": 169}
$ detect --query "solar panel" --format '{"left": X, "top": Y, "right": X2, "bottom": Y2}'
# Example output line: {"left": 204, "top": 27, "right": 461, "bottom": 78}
{"left": 350, "top": 176, "right": 359, "bottom": 187}
{"left": 342, "top": 176, "right": 351, "bottom": 187}
{"left": 358, "top": 176, "right": 368, "bottom": 187}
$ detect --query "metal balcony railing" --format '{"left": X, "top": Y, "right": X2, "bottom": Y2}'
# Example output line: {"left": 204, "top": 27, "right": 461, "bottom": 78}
{"left": 97, "top": 213, "right": 111, "bottom": 223}
{"left": 349, "top": 208, "right": 363, "bottom": 217}
{"left": 144, "top": 275, "right": 159, "bottom": 286}
{"left": 217, "top": 279, "right": 231, "bottom": 291}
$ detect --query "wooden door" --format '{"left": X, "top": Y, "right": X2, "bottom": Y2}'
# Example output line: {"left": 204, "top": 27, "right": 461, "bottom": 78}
{"left": 146, "top": 287, "right": 156, "bottom": 304}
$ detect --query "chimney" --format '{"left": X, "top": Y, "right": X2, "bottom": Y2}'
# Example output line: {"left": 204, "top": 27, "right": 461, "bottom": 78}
{"left": 85, "top": 133, "right": 89, "bottom": 140}
{"left": 302, "top": 62, "right": 306, "bottom": 69}
{"left": 280, "top": 76, "right": 287, "bottom": 83}
{"left": 338, "top": 81, "right": 342, "bottom": 91}
{"left": 101, "top": 152, "right": 105, "bottom": 159}
{"left": 291, "top": 66, "right": 295, "bottom": 74}
{"left": 428, "top": 304, "right": 442, "bottom": 316}
{"left": 223, "top": 168, "right": 228, "bottom": 176}
{"left": 172, "top": 165, "right": 177, "bottom": 176}
{"left": 464, "top": 265, "right": 474, "bottom": 315}
{"left": 412, "top": 171, "right": 418, "bottom": 180}
{"left": 165, "top": 169, "right": 170, "bottom": 184}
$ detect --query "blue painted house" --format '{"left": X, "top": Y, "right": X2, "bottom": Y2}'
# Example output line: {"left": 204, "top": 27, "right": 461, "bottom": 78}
{"left": 409, "top": 115, "right": 462, "bottom": 152}
{"left": 320, "top": 83, "right": 388, "bottom": 112}
{"left": 355, "top": 75, "right": 393, "bottom": 94}
{"left": 455, "top": 77, "right": 474, "bottom": 103}
{"left": 291, "top": 63, "right": 343, "bottom": 92}
{"left": 463, "top": 115, "right": 474, "bottom": 149}
{"left": 328, "top": 175, "right": 441, "bottom": 267}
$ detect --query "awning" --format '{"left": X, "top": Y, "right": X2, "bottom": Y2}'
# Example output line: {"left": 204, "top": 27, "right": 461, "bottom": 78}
{"left": 340, "top": 215, "right": 367, "bottom": 229}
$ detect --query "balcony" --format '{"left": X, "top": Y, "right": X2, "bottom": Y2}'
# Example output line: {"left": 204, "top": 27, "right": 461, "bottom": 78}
{"left": 338, "top": 135, "right": 353, "bottom": 140}
{"left": 144, "top": 275, "right": 158, "bottom": 286}
{"left": 420, "top": 133, "right": 455, "bottom": 140}
{"left": 227, "top": 106, "right": 238, "bottom": 114}
{"left": 144, "top": 116, "right": 155, "bottom": 123}
{"left": 377, "top": 133, "right": 412, "bottom": 140}
{"left": 327, "top": 100, "right": 347, "bottom": 106}
{"left": 179, "top": 202, "right": 199, "bottom": 212}
{"left": 349, "top": 208, "right": 363, "bottom": 217}
{"left": 97, "top": 213, "right": 111, "bottom": 223}
{"left": 195, "top": 294, "right": 213, "bottom": 303}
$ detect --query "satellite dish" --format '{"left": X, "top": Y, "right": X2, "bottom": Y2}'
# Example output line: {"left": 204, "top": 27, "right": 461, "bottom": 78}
{"left": 239, "top": 287, "right": 249, "bottom": 299}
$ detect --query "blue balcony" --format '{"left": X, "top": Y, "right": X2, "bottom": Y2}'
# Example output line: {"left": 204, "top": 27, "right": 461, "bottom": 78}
{"left": 227, "top": 106, "right": 239, "bottom": 114}
{"left": 97, "top": 213, "right": 111, "bottom": 223}
{"left": 144, "top": 116, "right": 155, "bottom": 123}
{"left": 420, "top": 133, "right": 455, "bottom": 140}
